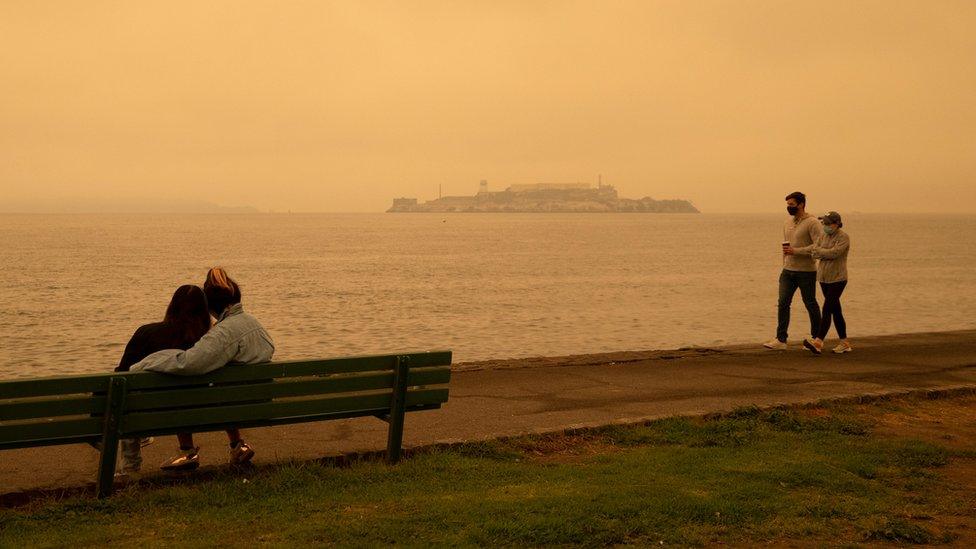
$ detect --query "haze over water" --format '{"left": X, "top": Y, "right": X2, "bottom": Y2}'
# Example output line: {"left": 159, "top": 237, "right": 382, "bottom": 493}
{"left": 3, "top": 2, "right": 976, "bottom": 215}
{"left": 1, "top": 213, "right": 973, "bottom": 379}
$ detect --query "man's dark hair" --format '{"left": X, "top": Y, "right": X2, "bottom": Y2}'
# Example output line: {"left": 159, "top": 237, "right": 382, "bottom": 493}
{"left": 784, "top": 191, "right": 806, "bottom": 205}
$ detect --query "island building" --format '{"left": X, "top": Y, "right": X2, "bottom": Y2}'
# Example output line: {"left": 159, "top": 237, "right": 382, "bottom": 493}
{"left": 387, "top": 180, "right": 699, "bottom": 213}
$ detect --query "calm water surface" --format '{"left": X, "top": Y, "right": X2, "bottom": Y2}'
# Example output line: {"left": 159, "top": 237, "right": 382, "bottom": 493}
{"left": 1, "top": 213, "right": 974, "bottom": 379}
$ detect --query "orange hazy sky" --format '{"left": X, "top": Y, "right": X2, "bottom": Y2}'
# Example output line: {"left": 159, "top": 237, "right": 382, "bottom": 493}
{"left": 1, "top": 1, "right": 974, "bottom": 213}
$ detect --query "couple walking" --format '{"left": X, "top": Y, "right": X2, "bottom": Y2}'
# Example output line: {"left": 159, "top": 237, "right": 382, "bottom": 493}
{"left": 763, "top": 191, "right": 852, "bottom": 355}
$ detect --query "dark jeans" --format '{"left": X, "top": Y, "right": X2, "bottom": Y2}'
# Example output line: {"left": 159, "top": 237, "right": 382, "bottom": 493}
{"left": 816, "top": 281, "right": 848, "bottom": 340}
{"left": 777, "top": 269, "right": 821, "bottom": 343}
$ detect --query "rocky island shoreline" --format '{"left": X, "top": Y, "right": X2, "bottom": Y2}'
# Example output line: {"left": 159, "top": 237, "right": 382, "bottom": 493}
{"left": 388, "top": 181, "right": 699, "bottom": 213}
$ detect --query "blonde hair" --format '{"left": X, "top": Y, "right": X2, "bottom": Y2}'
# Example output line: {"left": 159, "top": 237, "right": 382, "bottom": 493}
{"left": 203, "top": 267, "right": 241, "bottom": 315}
{"left": 206, "top": 267, "right": 235, "bottom": 292}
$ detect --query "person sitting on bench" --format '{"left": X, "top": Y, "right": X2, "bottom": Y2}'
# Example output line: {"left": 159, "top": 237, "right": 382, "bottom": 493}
{"left": 132, "top": 267, "right": 275, "bottom": 469}
{"left": 112, "top": 284, "right": 212, "bottom": 474}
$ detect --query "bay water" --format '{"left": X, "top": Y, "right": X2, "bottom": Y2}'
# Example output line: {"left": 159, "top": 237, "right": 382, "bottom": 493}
{"left": 1, "top": 213, "right": 973, "bottom": 379}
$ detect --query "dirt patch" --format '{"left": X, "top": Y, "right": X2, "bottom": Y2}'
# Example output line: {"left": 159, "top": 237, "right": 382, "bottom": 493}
{"left": 871, "top": 395, "right": 976, "bottom": 452}
{"left": 867, "top": 395, "right": 976, "bottom": 546}
{"left": 505, "top": 434, "right": 623, "bottom": 464}
{"left": 924, "top": 459, "right": 976, "bottom": 547}
{"left": 798, "top": 407, "right": 833, "bottom": 418}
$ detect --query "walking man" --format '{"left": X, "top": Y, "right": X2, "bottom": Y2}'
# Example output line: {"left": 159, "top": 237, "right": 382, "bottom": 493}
{"left": 764, "top": 191, "right": 823, "bottom": 349}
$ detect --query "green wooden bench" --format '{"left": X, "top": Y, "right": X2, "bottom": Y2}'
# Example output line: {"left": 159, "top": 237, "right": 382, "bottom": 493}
{"left": 0, "top": 351, "right": 451, "bottom": 497}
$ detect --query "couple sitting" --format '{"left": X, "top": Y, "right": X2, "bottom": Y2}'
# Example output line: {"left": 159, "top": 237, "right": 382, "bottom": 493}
{"left": 114, "top": 267, "right": 275, "bottom": 474}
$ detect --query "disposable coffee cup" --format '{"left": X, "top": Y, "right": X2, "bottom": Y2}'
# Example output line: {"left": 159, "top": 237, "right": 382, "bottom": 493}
{"left": 781, "top": 241, "right": 790, "bottom": 247}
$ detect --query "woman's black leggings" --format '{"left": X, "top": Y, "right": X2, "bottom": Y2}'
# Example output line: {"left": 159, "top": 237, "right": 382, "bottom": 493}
{"left": 816, "top": 281, "right": 847, "bottom": 340}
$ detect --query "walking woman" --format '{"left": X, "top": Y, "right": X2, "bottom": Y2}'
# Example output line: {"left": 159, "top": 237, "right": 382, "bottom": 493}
{"left": 804, "top": 211, "right": 852, "bottom": 354}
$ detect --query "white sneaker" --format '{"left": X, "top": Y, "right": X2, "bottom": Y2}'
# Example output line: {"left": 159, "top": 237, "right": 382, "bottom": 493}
{"left": 833, "top": 342, "right": 853, "bottom": 354}
{"left": 115, "top": 469, "right": 141, "bottom": 483}
{"left": 803, "top": 337, "right": 823, "bottom": 355}
{"left": 763, "top": 339, "right": 787, "bottom": 350}
{"left": 160, "top": 447, "right": 200, "bottom": 471}
{"left": 229, "top": 441, "right": 255, "bottom": 465}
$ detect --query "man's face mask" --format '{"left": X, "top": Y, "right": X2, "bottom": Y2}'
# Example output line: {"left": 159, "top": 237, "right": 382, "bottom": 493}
{"left": 787, "top": 205, "right": 799, "bottom": 215}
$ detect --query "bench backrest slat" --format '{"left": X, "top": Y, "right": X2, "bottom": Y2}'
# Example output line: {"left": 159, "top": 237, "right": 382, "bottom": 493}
{"left": 0, "top": 376, "right": 110, "bottom": 401}
{"left": 0, "top": 417, "right": 102, "bottom": 449}
{"left": 122, "top": 388, "right": 449, "bottom": 434}
{"left": 0, "top": 395, "right": 104, "bottom": 422}
{"left": 123, "top": 367, "right": 449, "bottom": 412}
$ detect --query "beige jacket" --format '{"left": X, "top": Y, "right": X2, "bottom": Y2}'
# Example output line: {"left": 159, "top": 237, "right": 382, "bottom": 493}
{"left": 811, "top": 229, "right": 850, "bottom": 283}
{"left": 783, "top": 214, "right": 823, "bottom": 272}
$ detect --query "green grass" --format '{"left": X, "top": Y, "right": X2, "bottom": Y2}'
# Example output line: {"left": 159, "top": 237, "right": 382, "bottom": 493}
{"left": 0, "top": 404, "right": 967, "bottom": 547}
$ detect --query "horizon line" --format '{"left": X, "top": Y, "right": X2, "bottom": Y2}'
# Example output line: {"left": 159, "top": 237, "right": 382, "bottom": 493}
{"left": 2, "top": 210, "right": 976, "bottom": 216}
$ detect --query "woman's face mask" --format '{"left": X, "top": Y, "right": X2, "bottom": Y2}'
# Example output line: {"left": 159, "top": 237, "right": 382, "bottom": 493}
{"left": 824, "top": 225, "right": 836, "bottom": 235}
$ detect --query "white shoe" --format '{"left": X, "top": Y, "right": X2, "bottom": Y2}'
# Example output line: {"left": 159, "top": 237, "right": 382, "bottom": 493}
{"left": 803, "top": 337, "right": 823, "bottom": 355}
{"left": 833, "top": 342, "right": 853, "bottom": 354}
{"left": 229, "top": 441, "right": 255, "bottom": 465}
{"left": 115, "top": 469, "right": 141, "bottom": 483}
{"left": 763, "top": 339, "right": 787, "bottom": 350}
{"left": 160, "top": 447, "right": 200, "bottom": 471}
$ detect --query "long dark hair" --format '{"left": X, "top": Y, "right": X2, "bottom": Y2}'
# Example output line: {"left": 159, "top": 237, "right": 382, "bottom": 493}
{"left": 203, "top": 267, "right": 241, "bottom": 317}
{"left": 163, "top": 285, "right": 211, "bottom": 348}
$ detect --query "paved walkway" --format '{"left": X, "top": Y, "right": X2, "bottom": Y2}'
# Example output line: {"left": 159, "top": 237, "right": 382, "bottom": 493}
{"left": 3, "top": 330, "right": 975, "bottom": 496}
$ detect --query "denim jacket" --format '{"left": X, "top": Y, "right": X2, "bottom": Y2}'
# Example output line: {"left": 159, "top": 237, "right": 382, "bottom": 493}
{"left": 132, "top": 303, "right": 275, "bottom": 376}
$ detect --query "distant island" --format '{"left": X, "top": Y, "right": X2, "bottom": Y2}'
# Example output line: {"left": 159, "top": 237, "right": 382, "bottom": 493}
{"left": 387, "top": 181, "right": 699, "bottom": 213}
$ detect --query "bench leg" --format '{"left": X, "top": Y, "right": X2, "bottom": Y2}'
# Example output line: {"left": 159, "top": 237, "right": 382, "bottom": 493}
{"left": 386, "top": 356, "right": 409, "bottom": 464}
{"left": 96, "top": 376, "right": 128, "bottom": 498}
